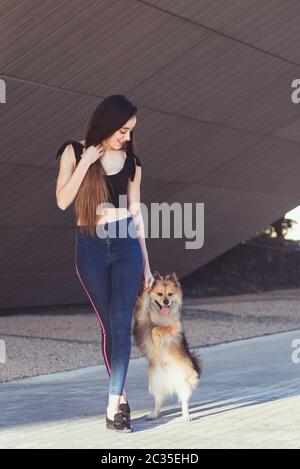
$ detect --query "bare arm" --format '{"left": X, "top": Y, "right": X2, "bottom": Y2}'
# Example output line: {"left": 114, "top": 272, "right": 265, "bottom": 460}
{"left": 127, "top": 166, "right": 150, "bottom": 267}
{"left": 55, "top": 143, "right": 103, "bottom": 210}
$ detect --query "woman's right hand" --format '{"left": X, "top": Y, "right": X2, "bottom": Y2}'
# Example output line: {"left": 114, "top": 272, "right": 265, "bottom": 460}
{"left": 81, "top": 144, "right": 104, "bottom": 165}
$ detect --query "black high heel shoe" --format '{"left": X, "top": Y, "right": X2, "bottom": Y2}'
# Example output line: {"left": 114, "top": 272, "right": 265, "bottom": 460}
{"left": 119, "top": 401, "right": 131, "bottom": 420}
{"left": 106, "top": 411, "right": 133, "bottom": 433}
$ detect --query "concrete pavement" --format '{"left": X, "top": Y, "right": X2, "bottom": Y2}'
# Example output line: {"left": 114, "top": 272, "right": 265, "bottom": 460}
{"left": 1, "top": 329, "right": 300, "bottom": 449}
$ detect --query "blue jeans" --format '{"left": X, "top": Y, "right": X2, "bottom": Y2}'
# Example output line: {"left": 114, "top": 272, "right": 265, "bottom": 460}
{"left": 75, "top": 215, "right": 144, "bottom": 395}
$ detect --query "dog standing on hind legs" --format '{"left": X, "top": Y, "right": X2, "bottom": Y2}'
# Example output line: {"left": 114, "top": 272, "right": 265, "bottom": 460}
{"left": 132, "top": 270, "right": 202, "bottom": 421}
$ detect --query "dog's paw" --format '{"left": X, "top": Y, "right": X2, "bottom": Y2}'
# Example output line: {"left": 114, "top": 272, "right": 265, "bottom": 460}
{"left": 145, "top": 411, "right": 160, "bottom": 420}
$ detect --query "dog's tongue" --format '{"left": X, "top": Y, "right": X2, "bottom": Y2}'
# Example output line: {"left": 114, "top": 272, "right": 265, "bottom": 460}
{"left": 161, "top": 306, "right": 170, "bottom": 316}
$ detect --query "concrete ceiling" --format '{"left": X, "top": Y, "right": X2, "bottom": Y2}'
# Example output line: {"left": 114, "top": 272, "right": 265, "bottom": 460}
{"left": 1, "top": 0, "right": 300, "bottom": 309}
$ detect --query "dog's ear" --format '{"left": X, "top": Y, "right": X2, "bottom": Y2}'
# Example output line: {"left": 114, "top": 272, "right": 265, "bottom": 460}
{"left": 165, "top": 271, "right": 181, "bottom": 285}
{"left": 153, "top": 270, "right": 162, "bottom": 280}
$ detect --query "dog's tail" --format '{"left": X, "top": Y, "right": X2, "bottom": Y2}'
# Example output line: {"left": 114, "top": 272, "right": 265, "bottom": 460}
{"left": 181, "top": 331, "right": 202, "bottom": 379}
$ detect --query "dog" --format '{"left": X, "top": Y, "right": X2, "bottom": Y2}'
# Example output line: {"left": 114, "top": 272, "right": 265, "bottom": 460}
{"left": 132, "top": 270, "right": 202, "bottom": 421}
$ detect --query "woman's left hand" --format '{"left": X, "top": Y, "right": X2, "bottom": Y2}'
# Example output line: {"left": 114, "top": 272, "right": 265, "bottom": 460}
{"left": 143, "top": 264, "right": 155, "bottom": 291}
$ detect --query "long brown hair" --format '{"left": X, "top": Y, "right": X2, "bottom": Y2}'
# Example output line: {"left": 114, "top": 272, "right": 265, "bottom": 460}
{"left": 75, "top": 95, "right": 138, "bottom": 238}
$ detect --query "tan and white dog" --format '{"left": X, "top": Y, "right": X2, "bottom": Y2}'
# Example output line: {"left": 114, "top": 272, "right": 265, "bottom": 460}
{"left": 132, "top": 270, "right": 202, "bottom": 421}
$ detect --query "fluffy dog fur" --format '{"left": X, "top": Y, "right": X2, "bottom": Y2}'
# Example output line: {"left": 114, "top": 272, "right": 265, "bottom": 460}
{"left": 132, "top": 270, "right": 202, "bottom": 421}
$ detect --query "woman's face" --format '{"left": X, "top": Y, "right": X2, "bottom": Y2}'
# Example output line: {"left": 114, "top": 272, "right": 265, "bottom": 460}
{"left": 103, "top": 115, "right": 137, "bottom": 151}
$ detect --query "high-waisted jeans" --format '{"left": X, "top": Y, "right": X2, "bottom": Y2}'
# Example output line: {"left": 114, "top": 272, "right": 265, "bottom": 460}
{"left": 75, "top": 215, "right": 144, "bottom": 395}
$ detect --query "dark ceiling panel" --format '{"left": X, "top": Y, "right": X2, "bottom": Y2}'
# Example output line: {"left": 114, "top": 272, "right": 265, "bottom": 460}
{"left": 146, "top": 0, "right": 300, "bottom": 63}
{"left": 131, "top": 33, "right": 299, "bottom": 134}
{"left": 1, "top": 0, "right": 300, "bottom": 309}
{"left": 1, "top": 0, "right": 210, "bottom": 95}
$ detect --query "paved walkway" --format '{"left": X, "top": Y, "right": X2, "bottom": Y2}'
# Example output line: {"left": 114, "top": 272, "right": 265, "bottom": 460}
{"left": 1, "top": 330, "right": 300, "bottom": 449}
{"left": 2, "top": 287, "right": 300, "bottom": 383}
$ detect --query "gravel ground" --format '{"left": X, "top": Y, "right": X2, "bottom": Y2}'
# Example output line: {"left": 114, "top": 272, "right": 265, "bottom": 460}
{"left": 1, "top": 288, "right": 300, "bottom": 383}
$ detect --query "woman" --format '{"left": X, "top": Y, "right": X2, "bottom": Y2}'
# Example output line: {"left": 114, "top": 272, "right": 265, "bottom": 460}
{"left": 55, "top": 95, "right": 155, "bottom": 433}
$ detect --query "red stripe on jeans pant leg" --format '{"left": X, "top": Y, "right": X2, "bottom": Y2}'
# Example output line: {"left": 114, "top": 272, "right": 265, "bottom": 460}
{"left": 75, "top": 235, "right": 111, "bottom": 375}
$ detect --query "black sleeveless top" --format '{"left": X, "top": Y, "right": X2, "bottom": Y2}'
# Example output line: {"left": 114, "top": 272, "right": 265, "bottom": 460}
{"left": 56, "top": 140, "right": 141, "bottom": 208}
